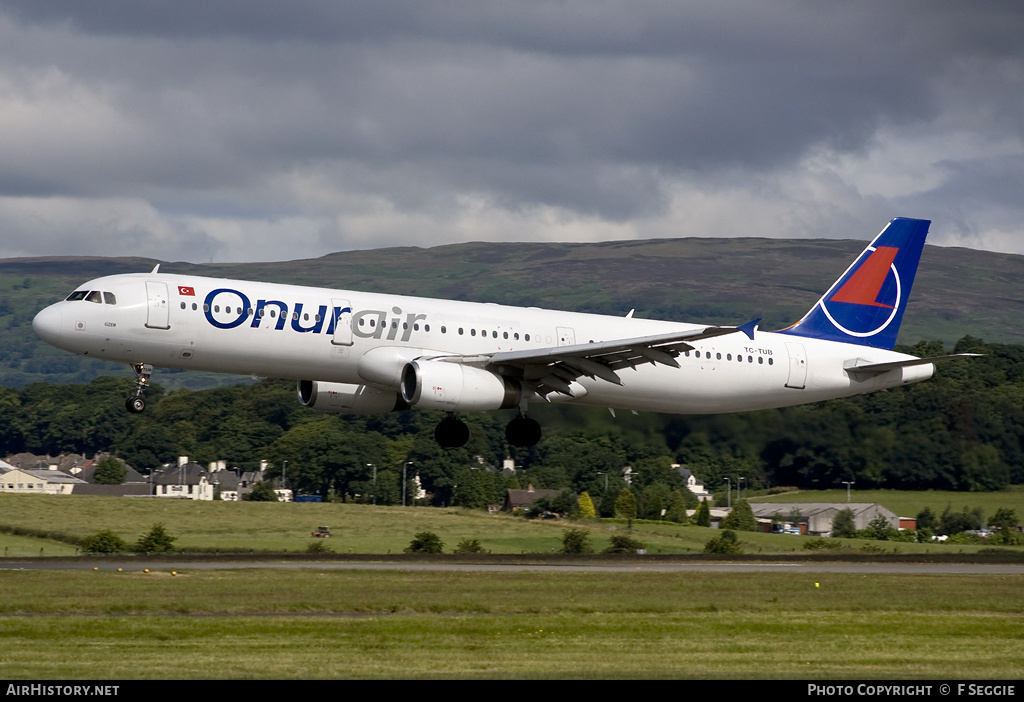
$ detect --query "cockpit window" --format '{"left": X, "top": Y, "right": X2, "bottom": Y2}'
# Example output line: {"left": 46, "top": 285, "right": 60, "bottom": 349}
{"left": 103, "top": 292, "right": 116, "bottom": 305}
{"left": 66, "top": 291, "right": 88, "bottom": 301}
{"left": 85, "top": 291, "right": 103, "bottom": 304}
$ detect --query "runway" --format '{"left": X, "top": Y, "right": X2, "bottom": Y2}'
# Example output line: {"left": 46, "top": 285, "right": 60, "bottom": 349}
{"left": 3, "top": 557, "right": 1022, "bottom": 575}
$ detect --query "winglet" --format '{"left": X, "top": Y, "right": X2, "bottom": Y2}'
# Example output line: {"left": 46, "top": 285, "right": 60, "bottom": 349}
{"left": 737, "top": 318, "right": 760, "bottom": 341}
{"left": 151, "top": 264, "right": 161, "bottom": 274}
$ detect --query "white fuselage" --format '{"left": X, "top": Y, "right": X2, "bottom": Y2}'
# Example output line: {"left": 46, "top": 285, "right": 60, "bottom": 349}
{"left": 32, "top": 271, "right": 933, "bottom": 415}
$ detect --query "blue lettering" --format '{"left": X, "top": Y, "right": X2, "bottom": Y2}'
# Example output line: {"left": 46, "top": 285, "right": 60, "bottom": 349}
{"left": 252, "top": 300, "right": 288, "bottom": 330}
{"left": 291, "top": 303, "right": 328, "bottom": 333}
{"left": 204, "top": 289, "right": 251, "bottom": 329}
{"left": 200, "top": 288, "right": 426, "bottom": 341}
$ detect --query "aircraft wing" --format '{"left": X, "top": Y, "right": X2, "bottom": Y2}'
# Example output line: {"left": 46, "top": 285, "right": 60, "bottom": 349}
{"left": 427, "top": 320, "right": 758, "bottom": 399}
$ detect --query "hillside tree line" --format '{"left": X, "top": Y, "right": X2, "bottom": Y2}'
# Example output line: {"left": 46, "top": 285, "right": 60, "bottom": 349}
{"left": 0, "top": 336, "right": 1020, "bottom": 508}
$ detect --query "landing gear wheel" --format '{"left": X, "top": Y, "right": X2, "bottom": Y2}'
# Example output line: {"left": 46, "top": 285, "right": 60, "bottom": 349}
{"left": 125, "top": 362, "right": 154, "bottom": 414}
{"left": 505, "top": 415, "right": 542, "bottom": 447}
{"left": 434, "top": 415, "right": 470, "bottom": 449}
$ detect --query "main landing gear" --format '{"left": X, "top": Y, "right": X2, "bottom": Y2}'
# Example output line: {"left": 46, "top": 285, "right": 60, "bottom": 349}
{"left": 434, "top": 413, "right": 470, "bottom": 449}
{"left": 505, "top": 413, "right": 541, "bottom": 448}
{"left": 125, "top": 362, "right": 153, "bottom": 414}
{"left": 432, "top": 411, "right": 543, "bottom": 449}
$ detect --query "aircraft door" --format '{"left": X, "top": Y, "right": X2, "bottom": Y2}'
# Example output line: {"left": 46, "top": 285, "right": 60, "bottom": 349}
{"left": 784, "top": 342, "right": 807, "bottom": 389}
{"left": 557, "top": 327, "right": 576, "bottom": 346}
{"left": 331, "top": 298, "right": 353, "bottom": 346}
{"left": 145, "top": 282, "right": 170, "bottom": 330}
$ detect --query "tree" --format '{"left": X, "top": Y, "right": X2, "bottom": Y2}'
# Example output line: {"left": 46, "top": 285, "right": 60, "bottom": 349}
{"left": 720, "top": 499, "right": 757, "bottom": 531}
{"left": 915, "top": 506, "right": 937, "bottom": 531}
{"left": 81, "top": 529, "right": 129, "bottom": 554}
{"left": 527, "top": 489, "right": 578, "bottom": 519}
{"left": 578, "top": 492, "right": 597, "bottom": 519}
{"left": 244, "top": 481, "right": 279, "bottom": 502}
{"left": 990, "top": 507, "right": 1018, "bottom": 531}
{"left": 560, "top": 528, "right": 593, "bottom": 554}
{"left": 939, "top": 504, "right": 984, "bottom": 535}
{"left": 693, "top": 500, "right": 711, "bottom": 527}
{"left": 665, "top": 490, "right": 691, "bottom": 523}
{"left": 614, "top": 488, "right": 637, "bottom": 520}
{"left": 864, "top": 514, "right": 896, "bottom": 541}
{"left": 406, "top": 531, "right": 444, "bottom": 553}
{"left": 262, "top": 417, "right": 386, "bottom": 500}
{"left": 831, "top": 508, "right": 857, "bottom": 538}
{"left": 603, "top": 534, "right": 645, "bottom": 554}
{"left": 93, "top": 456, "right": 127, "bottom": 485}
{"left": 453, "top": 538, "right": 486, "bottom": 554}
{"left": 989, "top": 508, "right": 1022, "bottom": 546}
{"left": 135, "top": 523, "right": 177, "bottom": 553}
{"left": 544, "top": 488, "right": 581, "bottom": 518}
{"left": 704, "top": 529, "right": 742, "bottom": 554}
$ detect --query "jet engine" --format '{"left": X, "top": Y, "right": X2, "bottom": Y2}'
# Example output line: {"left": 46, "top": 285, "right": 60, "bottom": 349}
{"left": 400, "top": 360, "right": 521, "bottom": 411}
{"left": 297, "top": 380, "right": 407, "bottom": 414}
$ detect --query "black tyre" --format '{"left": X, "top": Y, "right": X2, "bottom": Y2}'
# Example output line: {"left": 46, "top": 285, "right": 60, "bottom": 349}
{"left": 505, "top": 415, "right": 541, "bottom": 447}
{"left": 434, "top": 416, "right": 469, "bottom": 448}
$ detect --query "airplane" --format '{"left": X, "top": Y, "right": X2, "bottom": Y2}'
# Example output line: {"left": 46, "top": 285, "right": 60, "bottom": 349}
{"left": 32, "top": 217, "right": 975, "bottom": 449}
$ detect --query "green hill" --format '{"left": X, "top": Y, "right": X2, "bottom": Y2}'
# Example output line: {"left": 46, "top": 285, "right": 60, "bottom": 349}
{"left": 2, "top": 237, "right": 1022, "bottom": 387}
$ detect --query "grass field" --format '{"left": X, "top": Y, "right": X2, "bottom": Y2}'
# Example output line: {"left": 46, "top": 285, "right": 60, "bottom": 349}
{"left": 0, "top": 569, "right": 1021, "bottom": 679}
{"left": 1, "top": 494, "right": 1023, "bottom": 679}
{"left": 2, "top": 493, "right": 1024, "bottom": 557}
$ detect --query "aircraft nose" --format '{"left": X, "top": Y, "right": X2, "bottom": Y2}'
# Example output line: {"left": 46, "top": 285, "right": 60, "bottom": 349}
{"left": 32, "top": 304, "right": 63, "bottom": 346}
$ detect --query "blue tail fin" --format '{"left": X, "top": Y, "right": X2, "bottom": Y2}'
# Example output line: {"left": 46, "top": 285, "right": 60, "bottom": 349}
{"left": 777, "top": 217, "right": 930, "bottom": 350}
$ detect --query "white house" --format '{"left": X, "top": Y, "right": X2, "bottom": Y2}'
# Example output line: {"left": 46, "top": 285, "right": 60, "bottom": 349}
{"left": 673, "top": 464, "right": 713, "bottom": 501}
{"left": 0, "top": 466, "right": 87, "bottom": 494}
{"left": 152, "top": 461, "right": 214, "bottom": 500}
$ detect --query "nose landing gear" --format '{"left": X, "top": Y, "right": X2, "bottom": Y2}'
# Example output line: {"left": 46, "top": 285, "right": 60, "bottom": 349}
{"left": 125, "top": 362, "right": 153, "bottom": 414}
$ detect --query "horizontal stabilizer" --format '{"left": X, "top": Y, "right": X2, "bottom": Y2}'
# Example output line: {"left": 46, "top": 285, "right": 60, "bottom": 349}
{"left": 844, "top": 353, "right": 981, "bottom": 376}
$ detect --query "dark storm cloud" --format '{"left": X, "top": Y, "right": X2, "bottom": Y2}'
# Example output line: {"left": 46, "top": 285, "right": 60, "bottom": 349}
{"left": 0, "top": 1, "right": 1021, "bottom": 260}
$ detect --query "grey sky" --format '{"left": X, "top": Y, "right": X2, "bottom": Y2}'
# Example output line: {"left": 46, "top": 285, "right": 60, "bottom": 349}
{"left": 0, "top": 1, "right": 1021, "bottom": 262}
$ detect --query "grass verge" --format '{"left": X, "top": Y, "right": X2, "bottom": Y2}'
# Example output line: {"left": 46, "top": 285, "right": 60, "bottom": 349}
{"left": 0, "top": 569, "right": 1020, "bottom": 679}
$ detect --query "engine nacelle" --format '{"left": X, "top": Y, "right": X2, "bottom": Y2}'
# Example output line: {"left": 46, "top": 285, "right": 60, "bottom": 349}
{"left": 400, "top": 360, "right": 521, "bottom": 411}
{"left": 297, "top": 380, "right": 407, "bottom": 414}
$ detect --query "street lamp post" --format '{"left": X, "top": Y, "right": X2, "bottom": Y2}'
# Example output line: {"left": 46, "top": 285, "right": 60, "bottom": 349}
{"left": 842, "top": 481, "right": 855, "bottom": 503}
{"left": 367, "top": 463, "right": 376, "bottom": 505}
{"left": 403, "top": 461, "right": 414, "bottom": 507}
